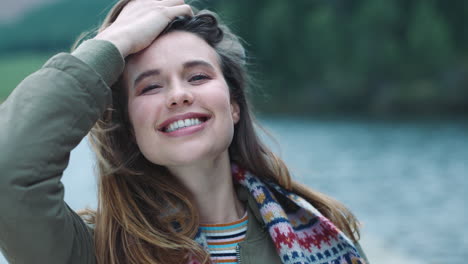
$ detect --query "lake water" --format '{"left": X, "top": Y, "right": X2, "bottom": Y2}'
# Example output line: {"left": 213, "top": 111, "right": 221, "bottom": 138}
{"left": 1, "top": 117, "right": 467, "bottom": 263}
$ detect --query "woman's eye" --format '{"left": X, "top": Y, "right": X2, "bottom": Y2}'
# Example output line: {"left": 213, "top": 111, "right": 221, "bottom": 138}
{"left": 141, "top": 84, "right": 161, "bottom": 95}
{"left": 189, "top": 74, "right": 210, "bottom": 83}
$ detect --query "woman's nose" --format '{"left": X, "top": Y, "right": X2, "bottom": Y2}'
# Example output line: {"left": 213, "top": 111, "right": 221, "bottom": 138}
{"left": 166, "top": 82, "right": 194, "bottom": 108}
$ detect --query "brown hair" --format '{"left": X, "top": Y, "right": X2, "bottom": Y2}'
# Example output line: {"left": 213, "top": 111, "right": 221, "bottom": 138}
{"left": 79, "top": 1, "right": 360, "bottom": 263}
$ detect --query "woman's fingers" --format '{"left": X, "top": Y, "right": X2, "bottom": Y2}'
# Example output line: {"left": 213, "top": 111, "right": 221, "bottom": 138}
{"left": 134, "top": 0, "right": 186, "bottom": 8}
{"left": 120, "top": 1, "right": 192, "bottom": 25}
{"left": 155, "top": 4, "right": 193, "bottom": 19}
{"left": 159, "top": 0, "right": 186, "bottom": 7}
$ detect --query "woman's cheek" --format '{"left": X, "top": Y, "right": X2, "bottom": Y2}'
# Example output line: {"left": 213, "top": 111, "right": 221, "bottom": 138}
{"left": 129, "top": 97, "right": 158, "bottom": 128}
{"left": 203, "top": 88, "right": 231, "bottom": 110}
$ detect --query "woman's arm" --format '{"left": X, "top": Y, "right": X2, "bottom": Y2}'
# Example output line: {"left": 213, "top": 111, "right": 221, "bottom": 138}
{"left": 0, "top": 40, "right": 123, "bottom": 264}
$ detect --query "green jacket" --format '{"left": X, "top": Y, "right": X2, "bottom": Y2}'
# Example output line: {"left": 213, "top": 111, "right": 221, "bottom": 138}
{"left": 0, "top": 40, "right": 367, "bottom": 264}
{"left": 0, "top": 40, "right": 119, "bottom": 264}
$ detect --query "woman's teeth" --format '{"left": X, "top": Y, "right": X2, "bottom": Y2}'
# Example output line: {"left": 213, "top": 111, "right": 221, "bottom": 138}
{"left": 165, "top": 118, "right": 204, "bottom": 132}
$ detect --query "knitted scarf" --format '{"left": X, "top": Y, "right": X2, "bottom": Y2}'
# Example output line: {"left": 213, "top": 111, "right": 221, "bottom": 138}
{"left": 192, "top": 165, "right": 367, "bottom": 264}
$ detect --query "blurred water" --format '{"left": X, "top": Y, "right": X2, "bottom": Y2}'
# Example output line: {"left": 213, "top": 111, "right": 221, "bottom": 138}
{"left": 260, "top": 117, "right": 468, "bottom": 264}
{"left": 1, "top": 117, "right": 467, "bottom": 263}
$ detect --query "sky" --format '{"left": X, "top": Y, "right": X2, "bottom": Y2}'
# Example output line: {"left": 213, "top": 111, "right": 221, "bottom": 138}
{"left": 0, "top": 0, "right": 57, "bottom": 23}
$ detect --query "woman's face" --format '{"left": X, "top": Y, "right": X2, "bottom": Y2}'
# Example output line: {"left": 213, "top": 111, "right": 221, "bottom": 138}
{"left": 124, "top": 31, "right": 240, "bottom": 168}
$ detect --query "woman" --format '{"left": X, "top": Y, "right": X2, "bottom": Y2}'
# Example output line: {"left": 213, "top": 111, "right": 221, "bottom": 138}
{"left": 0, "top": 0, "right": 368, "bottom": 263}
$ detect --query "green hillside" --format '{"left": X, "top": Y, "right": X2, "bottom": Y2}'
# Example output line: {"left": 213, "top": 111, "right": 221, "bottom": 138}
{"left": 0, "top": 53, "right": 52, "bottom": 101}
{"left": 0, "top": 0, "right": 111, "bottom": 53}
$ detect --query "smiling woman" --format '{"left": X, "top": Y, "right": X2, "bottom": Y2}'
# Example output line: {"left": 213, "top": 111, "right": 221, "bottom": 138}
{"left": 0, "top": 1, "right": 368, "bottom": 264}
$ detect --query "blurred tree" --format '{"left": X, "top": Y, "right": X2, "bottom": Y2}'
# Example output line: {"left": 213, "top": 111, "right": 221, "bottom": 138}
{"left": 407, "top": 0, "right": 454, "bottom": 74}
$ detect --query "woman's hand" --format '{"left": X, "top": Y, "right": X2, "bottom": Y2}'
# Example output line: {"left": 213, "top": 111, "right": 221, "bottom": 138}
{"left": 95, "top": 0, "right": 193, "bottom": 58}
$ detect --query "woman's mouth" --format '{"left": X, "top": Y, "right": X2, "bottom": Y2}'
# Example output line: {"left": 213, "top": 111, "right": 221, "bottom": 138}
{"left": 157, "top": 112, "right": 212, "bottom": 137}
{"left": 162, "top": 117, "right": 209, "bottom": 133}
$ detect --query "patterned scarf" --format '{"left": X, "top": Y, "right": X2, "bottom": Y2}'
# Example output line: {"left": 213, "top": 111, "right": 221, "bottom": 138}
{"left": 192, "top": 165, "right": 367, "bottom": 264}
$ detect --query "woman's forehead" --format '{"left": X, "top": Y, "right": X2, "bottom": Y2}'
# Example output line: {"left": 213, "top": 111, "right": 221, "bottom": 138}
{"left": 125, "top": 31, "right": 221, "bottom": 74}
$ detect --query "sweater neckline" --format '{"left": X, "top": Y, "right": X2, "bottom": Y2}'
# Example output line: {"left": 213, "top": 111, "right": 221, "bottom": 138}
{"left": 199, "top": 210, "right": 248, "bottom": 228}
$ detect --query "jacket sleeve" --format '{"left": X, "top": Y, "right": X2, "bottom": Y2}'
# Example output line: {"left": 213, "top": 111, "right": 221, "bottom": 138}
{"left": 0, "top": 39, "right": 124, "bottom": 264}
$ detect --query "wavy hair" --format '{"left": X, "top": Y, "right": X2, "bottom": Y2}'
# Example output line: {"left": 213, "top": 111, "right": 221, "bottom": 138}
{"left": 77, "top": 1, "right": 360, "bottom": 263}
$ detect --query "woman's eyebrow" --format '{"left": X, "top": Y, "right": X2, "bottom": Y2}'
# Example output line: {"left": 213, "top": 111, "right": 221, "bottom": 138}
{"left": 134, "top": 69, "right": 160, "bottom": 88}
{"left": 183, "top": 60, "right": 215, "bottom": 71}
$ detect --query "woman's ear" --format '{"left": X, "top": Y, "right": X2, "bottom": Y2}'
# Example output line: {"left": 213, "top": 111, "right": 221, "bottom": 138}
{"left": 231, "top": 102, "right": 240, "bottom": 124}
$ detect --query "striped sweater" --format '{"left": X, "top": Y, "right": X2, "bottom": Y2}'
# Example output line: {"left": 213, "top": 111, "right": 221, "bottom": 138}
{"left": 199, "top": 211, "right": 248, "bottom": 264}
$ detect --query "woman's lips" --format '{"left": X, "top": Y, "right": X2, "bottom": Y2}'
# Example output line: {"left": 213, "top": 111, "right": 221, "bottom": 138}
{"left": 157, "top": 112, "right": 211, "bottom": 131}
{"left": 160, "top": 117, "right": 210, "bottom": 137}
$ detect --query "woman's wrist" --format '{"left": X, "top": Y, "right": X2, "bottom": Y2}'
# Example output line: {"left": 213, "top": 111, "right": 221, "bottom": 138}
{"left": 72, "top": 39, "right": 125, "bottom": 86}
{"left": 94, "top": 31, "right": 130, "bottom": 58}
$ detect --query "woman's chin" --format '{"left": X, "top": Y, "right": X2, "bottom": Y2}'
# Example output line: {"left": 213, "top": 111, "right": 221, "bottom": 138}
{"left": 153, "top": 150, "right": 230, "bottom": 170}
